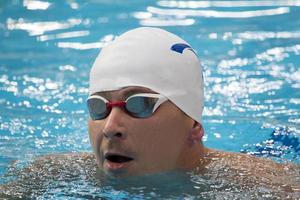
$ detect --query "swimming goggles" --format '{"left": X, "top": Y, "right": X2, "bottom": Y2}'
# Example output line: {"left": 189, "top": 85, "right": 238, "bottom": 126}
{"left": 87, "top": 93, "right": 168, "bottom": 120}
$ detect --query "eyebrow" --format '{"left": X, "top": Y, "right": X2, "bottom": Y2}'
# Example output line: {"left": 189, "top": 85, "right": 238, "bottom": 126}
{"left": 94, "top": 87, "right": 156, "bottom": 100}
{"left": 121, "top": 87, "right": 155, "bottom": 97}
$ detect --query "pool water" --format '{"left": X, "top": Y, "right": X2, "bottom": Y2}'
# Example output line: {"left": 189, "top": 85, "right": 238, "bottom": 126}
{"left": 0, "top": 0, "right": 300, "bottom": 199}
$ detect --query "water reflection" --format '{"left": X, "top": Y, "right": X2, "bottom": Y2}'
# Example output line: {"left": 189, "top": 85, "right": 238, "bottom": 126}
{"left": 59, "top": 65, "right": 77, "bottom": 72}
{"left": 140, "top": 17, "right": 195, "bottom": 26}
{"left": 6, "top": 18, "right": 82, "bottom": 36}
{"left": 57, "top": 41, "right": 105, "bottom": 50}
{"left": 147, "top": 6, "right": 290, "bottom": 18}
{"left": 237, "top": 31, "right": 300, "bottom": 40}
{"left": 157, "top": 0, "right": 300, "bottom": 8}
{"left": 38, "top": 30, "right": 90, "bottom": 42}
{"left": 23, "top": 0, "right": 51, "bottom": 10}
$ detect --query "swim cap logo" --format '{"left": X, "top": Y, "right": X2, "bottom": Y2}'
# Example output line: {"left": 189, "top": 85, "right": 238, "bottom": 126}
{"left": 171, "top": 43, "right": 196, "bottom": 55}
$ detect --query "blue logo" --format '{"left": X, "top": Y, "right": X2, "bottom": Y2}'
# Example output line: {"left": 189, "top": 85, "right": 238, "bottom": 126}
{"left": 171, "top": 43, "right": 196, "bottom": 55}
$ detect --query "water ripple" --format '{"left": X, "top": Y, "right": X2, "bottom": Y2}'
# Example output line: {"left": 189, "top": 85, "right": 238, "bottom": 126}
{"left": 157, "top": 0, "right": 300, "bottom": 8}
{"left": 38, "top": 30, "right": 90, "bottom": 42}
{"left": 147, "top": 6, "right": 290, "bottom": 18}
{"left": 6, "top": 18, "right": 82, "bottom": 36}
{"left": 57, "top": 42, "right": 105, "bottom": 50}
{"left": 218, "top": 44, "right": 300, "bottom": 68}
{"left": 23, "top": 0, "right": 52, "bottom": 10}
{"left": 139, "top": 17, "right": 195, "bottom": 26}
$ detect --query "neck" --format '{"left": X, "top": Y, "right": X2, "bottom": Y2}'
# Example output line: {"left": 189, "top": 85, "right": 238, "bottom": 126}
{"left": 178, "top": 142, "right": 210, "bottom": 171}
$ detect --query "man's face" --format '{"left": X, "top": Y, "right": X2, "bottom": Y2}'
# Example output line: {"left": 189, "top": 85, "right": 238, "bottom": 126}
{"left": 88, "top": 86, "right": 194, "bottom": 177}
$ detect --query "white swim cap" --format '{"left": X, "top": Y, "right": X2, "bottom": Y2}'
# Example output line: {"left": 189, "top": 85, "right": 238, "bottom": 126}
{"left": 89, "top": 27, "right": 204, "bottom": 123}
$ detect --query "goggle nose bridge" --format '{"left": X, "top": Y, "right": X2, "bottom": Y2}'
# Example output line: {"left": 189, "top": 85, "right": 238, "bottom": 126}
{"left": 106, "top": 101, "right": 126, "bottom": 108}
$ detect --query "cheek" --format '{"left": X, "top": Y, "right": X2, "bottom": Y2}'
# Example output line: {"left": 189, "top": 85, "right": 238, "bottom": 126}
{"left": 130, "top": 115, "right": 188, "bottom": 155}
{"left": 153, "top": 112, "right": 189, "bottom": 139}
{"left": 88, "top": 120, "right": 104, "bottom": 151}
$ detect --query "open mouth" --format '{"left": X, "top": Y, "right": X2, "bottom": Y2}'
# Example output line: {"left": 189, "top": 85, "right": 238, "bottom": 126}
{"left": 105, "top": 153, "right": 134, "bottom": 163}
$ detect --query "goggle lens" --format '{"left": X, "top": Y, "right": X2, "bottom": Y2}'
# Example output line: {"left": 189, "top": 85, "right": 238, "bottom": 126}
{"left": 87, "top": 97, "right": 108, "bottom": 120}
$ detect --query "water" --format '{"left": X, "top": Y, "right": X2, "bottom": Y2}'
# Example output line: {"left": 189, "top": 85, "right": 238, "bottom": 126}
{"left": 0, "top": 0, "right": 300, "bottom": 199}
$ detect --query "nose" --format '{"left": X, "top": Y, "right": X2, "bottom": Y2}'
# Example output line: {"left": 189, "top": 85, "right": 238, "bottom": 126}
{"left": 102, "top": 107, "right": 127, "bottom": 140}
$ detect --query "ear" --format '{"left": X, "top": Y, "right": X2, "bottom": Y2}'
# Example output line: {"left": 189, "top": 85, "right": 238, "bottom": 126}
{"left": 188, "top": 121, "right": 204, "bottom": 145}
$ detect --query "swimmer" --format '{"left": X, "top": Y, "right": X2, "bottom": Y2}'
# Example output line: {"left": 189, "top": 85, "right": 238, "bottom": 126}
{"left": 86, "top": 27, "right": 298, "bottom": 178}
{"left": 1, "top": 27, "right": 299, "bottom": 198}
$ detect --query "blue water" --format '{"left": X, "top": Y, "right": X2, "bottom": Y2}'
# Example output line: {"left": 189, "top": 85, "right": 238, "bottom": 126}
{"left": 1, "top": 0, "right": 300, "bottom": 199}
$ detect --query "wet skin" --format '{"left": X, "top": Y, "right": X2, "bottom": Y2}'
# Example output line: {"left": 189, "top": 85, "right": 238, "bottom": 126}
{"left": 88, "top": 86, "right": 207, "bottom": 177}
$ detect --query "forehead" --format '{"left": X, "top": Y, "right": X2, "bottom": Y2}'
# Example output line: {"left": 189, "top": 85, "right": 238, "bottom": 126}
{"left": 94, "top": 86, "right": 157, "bottom": 99}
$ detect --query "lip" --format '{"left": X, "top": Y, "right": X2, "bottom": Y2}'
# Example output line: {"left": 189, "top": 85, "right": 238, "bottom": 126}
{"left": 103, "top": 152, "right": 134, "bottom": 171}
